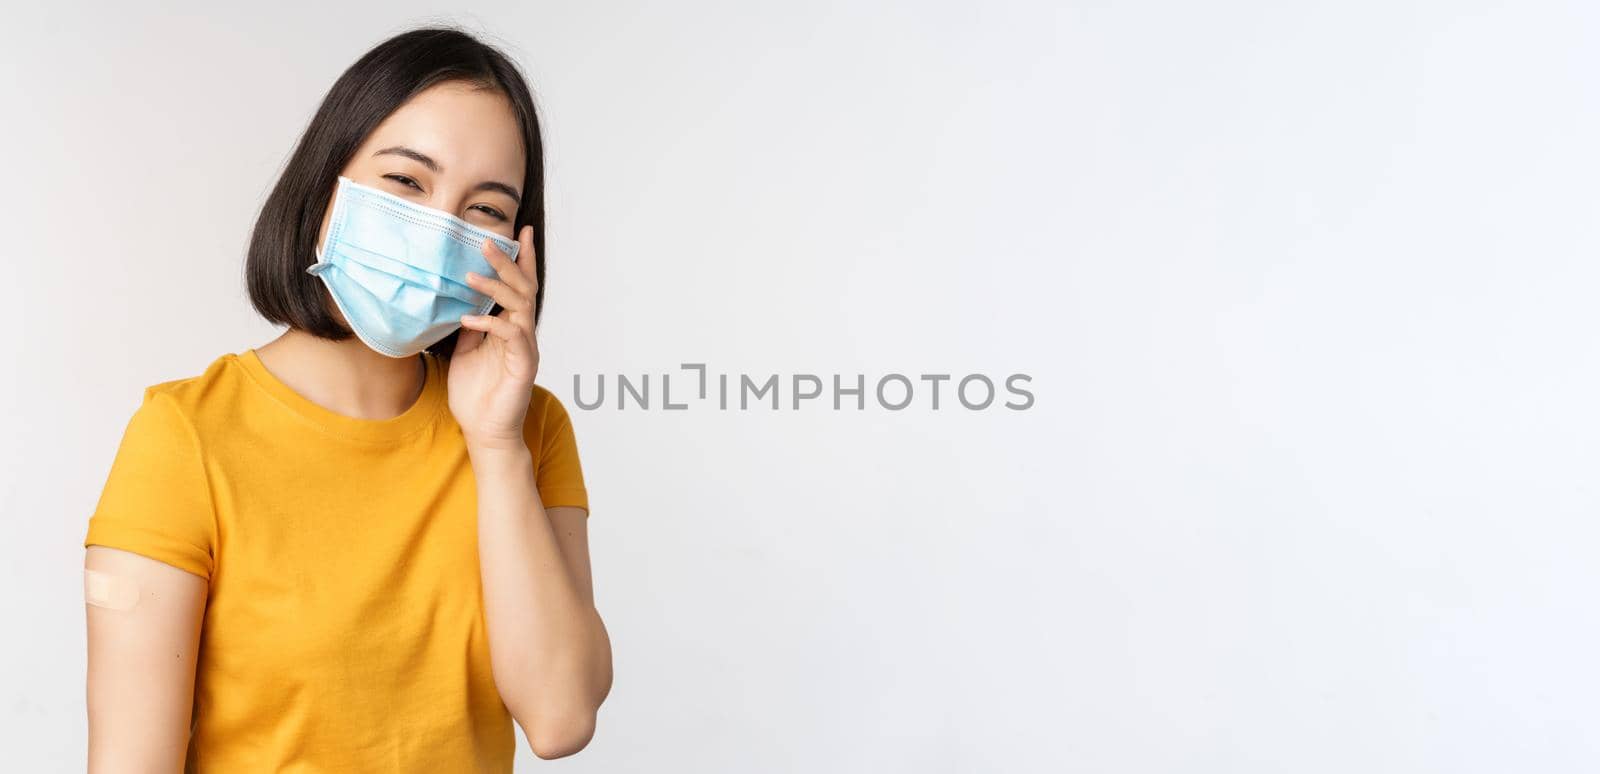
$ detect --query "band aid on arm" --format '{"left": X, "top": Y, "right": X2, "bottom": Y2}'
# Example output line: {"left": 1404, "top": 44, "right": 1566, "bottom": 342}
{"left": 84, "top": 568, "right": 141, "bottom": 611}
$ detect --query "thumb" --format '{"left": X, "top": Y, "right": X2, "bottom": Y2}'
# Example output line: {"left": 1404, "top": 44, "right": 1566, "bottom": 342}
{"left": 454, "top": 319, "right": 486, "bottom": 357}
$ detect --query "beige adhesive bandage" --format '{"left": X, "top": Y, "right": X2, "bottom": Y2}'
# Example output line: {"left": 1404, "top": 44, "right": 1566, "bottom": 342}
{"left": 84, "top": 568, "right": 141, "bottom": 611}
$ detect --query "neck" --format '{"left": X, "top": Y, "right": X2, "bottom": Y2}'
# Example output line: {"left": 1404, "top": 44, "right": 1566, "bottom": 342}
{"left": 252, "top": 329, "right": 428, "bottom": 421}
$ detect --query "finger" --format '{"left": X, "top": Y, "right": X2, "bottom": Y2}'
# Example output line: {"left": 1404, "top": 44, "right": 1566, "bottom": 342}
{"left": 460, "top": 312, "right": 531, "bottom": 349}
{"left": 515, "top": 225, "right": 539, "bottom": 294}
{"left": 463, "top": 269, "right": 532, "bottom": 314}
{"left": 480, "top": 236, "right": 533, "bottom": 297}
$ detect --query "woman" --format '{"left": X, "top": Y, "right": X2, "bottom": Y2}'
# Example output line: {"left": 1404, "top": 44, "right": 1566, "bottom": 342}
{"left": 81, "top": 27, "right": 611, "bottom": 771}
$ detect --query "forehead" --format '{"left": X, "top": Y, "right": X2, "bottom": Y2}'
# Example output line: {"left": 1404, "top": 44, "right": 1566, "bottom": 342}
{"left": 356, "top": 81, "right": 526, "bottom": 183}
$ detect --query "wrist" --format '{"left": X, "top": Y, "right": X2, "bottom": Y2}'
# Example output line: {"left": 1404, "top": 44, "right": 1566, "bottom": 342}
{"left": 465, "top": 437, "right": 532, "bottom": 463}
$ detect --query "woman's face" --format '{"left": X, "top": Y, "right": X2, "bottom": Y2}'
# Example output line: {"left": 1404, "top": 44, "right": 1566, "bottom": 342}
{"left": 316, "top": 80, "right": 527, "bottom": 253}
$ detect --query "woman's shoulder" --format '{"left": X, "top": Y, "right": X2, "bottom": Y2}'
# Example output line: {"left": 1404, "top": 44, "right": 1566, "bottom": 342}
{"left": 525, "top": 382, "right": 588, "bottom": 509}
{"left": 128, "top": 350, "right": 253, "bottom": 431}
{"left": 525, "top": 382, "right": 579, "bottom": 444}
{"left": 140, "top": 350, "right": 237, "bottom": 393}
{"left": 528, "top": 382, "right": 569, "bottom": 415}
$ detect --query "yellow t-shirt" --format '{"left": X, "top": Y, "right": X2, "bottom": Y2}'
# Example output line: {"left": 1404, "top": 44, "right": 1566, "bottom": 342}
{"left": 83, "top": 347, "right": 589, "bottom": 772}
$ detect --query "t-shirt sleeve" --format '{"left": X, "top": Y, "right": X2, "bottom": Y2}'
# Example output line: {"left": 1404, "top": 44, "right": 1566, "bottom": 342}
{"left": 83, "top": 389, "right": 218, "bottom": 580}
{"left": 528, "top": 386, "right": 590, "bottom": 514}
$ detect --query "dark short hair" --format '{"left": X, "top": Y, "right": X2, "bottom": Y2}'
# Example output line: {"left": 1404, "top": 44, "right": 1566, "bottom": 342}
{"left": 245, "top": 25, "right": 547, "bottom": 358}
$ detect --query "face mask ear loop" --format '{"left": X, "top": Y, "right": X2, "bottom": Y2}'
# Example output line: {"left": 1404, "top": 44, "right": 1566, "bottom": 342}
{"left": 314, "top": 176, "right": 353, "bottom": 267}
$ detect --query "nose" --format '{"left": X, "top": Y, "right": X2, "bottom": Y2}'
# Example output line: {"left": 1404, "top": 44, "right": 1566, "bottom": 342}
{"left": 420, "top": 184, "right": 473, "bottom": 220}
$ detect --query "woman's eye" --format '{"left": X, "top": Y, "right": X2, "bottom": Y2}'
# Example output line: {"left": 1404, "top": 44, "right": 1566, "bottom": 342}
{"left": 472, "top": 204, "right": 508, "bottom": 221}
{"left": 384, "top": 174, "right": 422, "bottom": 191}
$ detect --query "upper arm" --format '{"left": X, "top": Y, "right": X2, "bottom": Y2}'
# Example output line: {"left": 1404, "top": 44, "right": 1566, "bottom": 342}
{"left": 545, "top": 506, "right": 595, "bottom": 605}
{"left": 528, "top": 386, "right": 589, "bottom": 514}
{"left": 528, "top": 387, "right": 595, "bottom": 604}
{"left": 84, "top": 545, "right": 208, "bottom": 771}
{"left": 83, "top": 390, "right": 218, "bottom": 579}
{"left": 82, "top": 387, "right": 218, "bottom": 769}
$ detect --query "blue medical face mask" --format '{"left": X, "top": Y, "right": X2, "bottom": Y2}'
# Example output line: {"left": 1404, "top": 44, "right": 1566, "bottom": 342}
{"left": 305, "top": 175, "right": 520, "bottom": 358}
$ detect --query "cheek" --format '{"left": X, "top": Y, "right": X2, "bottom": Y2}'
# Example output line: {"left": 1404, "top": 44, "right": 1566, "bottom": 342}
{"left": 315, "top": 211, "right": 332, "bottom": 255}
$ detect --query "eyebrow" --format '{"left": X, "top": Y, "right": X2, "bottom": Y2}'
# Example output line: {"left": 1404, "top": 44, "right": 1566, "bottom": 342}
{"left": 372, "top": 145, "right": 522, "bottom": 201}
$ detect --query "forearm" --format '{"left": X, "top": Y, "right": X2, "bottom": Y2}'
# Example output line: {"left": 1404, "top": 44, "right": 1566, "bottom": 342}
{"left": 469, "top": 444, "right": 610, "bottom": 733}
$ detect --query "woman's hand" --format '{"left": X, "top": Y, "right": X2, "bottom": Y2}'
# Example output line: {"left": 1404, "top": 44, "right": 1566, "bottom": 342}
{"left": 448, "top": 224, "right": 540, "bottom": 454}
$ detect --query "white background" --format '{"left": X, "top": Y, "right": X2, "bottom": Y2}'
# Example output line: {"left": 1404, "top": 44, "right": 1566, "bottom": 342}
{"left": 4, "top": 1, "right": 1597, "bottom": 771}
